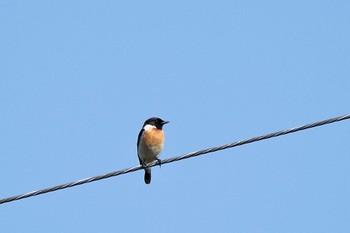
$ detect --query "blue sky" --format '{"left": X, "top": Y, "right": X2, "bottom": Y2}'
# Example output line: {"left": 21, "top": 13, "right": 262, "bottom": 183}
{"left": 1, "top": 1, "right": 349, "bottom": 232}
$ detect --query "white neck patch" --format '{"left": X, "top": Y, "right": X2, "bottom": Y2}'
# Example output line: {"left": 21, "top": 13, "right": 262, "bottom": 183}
{"left": 143, "top": 124, "right": 156, "bottom": 131}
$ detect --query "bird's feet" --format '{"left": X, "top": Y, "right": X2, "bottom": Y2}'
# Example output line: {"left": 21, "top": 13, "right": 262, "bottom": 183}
{"left": 156, "top": 158, "right": 162, "bottom": 168}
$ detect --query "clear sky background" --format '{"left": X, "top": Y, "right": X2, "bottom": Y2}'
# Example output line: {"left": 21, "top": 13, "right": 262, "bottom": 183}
{"left": 1, "top": 1, "right": 349, "bottom": 232}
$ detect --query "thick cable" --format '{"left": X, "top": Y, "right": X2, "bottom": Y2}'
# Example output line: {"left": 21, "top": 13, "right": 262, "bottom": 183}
{"left": 1, "top": 113, "right": 349, "bottom": 205}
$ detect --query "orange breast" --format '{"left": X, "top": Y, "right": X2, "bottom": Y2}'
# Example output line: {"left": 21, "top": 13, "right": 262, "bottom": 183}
{"left": 143, "top": 129, "right": 164, "bottom": 147}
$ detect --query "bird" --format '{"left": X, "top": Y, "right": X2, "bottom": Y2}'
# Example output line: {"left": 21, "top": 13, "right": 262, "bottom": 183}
{"left": 137, "top": 117, "right": 169, "bottom": 184}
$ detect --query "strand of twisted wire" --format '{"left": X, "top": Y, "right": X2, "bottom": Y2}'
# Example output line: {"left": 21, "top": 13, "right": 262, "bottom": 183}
{"left": 159, "top": 113, "right": 350, "bottom": 164}
{"left": 0, "top": 165, "right": 143, "bottom": 204}
{"left": 1, "top": 113, "right": 349, "bottom": 205}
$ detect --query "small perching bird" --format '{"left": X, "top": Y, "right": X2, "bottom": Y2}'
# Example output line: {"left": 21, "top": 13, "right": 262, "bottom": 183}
{"left": 137, "top": 117, "right": 169, "bottom": 184}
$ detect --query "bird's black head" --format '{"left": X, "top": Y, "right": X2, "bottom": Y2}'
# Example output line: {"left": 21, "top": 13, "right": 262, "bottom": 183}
{"left": 143, "top": 117, "right": 169, "bottom": 129}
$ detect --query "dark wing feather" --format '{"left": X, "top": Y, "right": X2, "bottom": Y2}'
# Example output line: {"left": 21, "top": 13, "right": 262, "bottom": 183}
{"left": 137, "top": 129, "right": 144, "bottom": 165}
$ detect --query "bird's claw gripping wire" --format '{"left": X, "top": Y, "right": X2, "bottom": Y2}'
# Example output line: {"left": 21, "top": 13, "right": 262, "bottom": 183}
{"left": 156, "top": 158, "right": 162, "bottom": 168}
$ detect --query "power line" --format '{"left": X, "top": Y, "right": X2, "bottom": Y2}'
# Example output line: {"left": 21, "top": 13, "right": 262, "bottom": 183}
{"left": 1, "top": 113, "right": 349, "bottom": 205}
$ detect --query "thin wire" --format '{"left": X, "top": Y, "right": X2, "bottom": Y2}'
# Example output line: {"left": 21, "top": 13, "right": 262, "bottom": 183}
{"left": 1, "top": 113, "right": 349, "bottom": 205}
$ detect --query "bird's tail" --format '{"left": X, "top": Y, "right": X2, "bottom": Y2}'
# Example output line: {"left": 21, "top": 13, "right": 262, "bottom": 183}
{"left": 144, "top": 168, "right": 151, "bottom": 184}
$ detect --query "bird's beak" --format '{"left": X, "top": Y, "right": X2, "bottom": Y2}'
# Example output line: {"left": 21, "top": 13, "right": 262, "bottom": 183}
{"left": 162, "top": 121, "right": 170, "bottom": 125}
